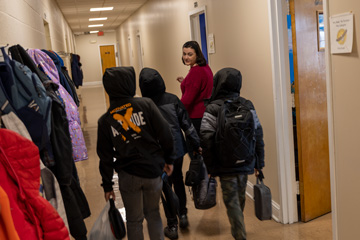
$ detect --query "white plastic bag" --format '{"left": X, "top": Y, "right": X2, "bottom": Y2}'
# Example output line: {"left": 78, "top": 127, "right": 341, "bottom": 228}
{"left": 88, "top": 201, "right": 116, "bottom": 240}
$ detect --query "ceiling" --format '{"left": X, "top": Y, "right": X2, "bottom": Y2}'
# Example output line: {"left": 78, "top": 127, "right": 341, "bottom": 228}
{"left": 56, "top": 0, "right": 148, "bottom": 34}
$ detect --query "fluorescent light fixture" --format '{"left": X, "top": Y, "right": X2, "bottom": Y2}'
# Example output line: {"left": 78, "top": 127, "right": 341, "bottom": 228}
{"left": 88, "top": 24, "right": 103, "bottom": 27}
{"left": 90, "top": 7, "right": 113, "bottom": 12}
{"left": 90, "top": 31, "right": 99, "bottom": 33}
{"left": 89, "top": 17, "right": 108, "bottom": 21}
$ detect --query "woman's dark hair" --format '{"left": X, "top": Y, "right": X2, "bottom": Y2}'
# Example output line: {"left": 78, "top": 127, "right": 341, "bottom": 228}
{"left": 182, "top": 41, "right": 207, "bottom": 66}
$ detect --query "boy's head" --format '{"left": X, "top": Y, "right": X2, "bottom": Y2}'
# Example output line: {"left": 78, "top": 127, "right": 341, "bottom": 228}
{"left": 210, "top": 67, "right": 242, "bottom": 101}
{"left": 103, "top": 66, "right": 136, "bottom": 100}
{"left": 139, "top": 68, "right": 166, "bottom": 98}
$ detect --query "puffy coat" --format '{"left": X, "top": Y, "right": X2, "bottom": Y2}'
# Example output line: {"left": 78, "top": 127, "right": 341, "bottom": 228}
{"left": 139, "top": 67, "right": 200, "bottom": 159}
{"left": 200, "top": 68, "right": 265, "bottom": 176}
{"left": 0, "top": 129, "right": 70, "bottom": 240}
{"left": 28, "top": 49, "right": 88, "bottom": 162}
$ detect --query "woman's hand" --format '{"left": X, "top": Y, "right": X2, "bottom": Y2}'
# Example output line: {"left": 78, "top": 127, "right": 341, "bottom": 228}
{"left": 176, "top": 76, "right": 184, "bottom": 83}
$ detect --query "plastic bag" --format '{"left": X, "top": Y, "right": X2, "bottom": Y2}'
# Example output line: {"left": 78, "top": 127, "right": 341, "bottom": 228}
{"left": 88, "top": 201, "right": 116, "bottom": 240}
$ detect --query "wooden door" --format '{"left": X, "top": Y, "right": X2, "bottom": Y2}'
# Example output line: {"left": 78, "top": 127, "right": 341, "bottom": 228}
{"left": 100, "top": 45, "right": 116, "bottom": 108}
{"left": 291, "top": 0, "right": 331, "bottom": 222}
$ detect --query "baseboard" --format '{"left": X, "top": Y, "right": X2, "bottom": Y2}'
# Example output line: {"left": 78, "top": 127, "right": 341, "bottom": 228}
{"left": 246, "top": 181, "right": 281, "bottom": 223}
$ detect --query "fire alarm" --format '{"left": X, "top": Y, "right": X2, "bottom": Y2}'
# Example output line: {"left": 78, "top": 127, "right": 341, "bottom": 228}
{"left": 98, "top": 31, "right": 104, "bottom": 36}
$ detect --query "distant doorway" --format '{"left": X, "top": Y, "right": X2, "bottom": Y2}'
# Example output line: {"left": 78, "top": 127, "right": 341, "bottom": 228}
{"left": 189, "top": 6, "right": 209, "bottom": 63}
{"left": 100, "top": 45, "right": 116, "bottom": 108}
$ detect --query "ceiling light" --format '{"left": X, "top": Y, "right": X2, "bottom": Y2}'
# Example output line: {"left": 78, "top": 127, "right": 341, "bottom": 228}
{"left": 90, "top": 31, "right": 99, "bottom": 33}
{"left": 88, "top": 24, "right": 103, "bottom": 27}
{"left": 90, "top": 7, "right": 114, "bottom": 12}
{"left": 89, "top": 17, "right": 108, "bottom": 21}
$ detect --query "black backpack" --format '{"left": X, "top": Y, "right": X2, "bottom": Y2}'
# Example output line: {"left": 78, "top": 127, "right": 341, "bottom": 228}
{"left": 215, "top": 97, "right": 257, "bottom": 167}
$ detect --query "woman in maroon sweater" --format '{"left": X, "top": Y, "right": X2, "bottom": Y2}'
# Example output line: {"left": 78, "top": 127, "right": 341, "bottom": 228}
{"left": 177, "top": 41, "right": 213, "bottom": 134}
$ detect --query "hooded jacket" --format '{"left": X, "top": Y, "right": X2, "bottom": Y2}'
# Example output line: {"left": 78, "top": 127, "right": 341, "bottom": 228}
{"left": 0, "top": 129, "right": 70, "bottom": 240}
{"left": 97, "top": 67, "right": 174, "bottom": 192}
{"left": 139, "top": 68, "right": 200, "bottom": 159}
{"left": 200, "top": 68, "right": 265, "bottom": 176}
{"left": 28, "top": 49, "right": 88, "bottom": 162}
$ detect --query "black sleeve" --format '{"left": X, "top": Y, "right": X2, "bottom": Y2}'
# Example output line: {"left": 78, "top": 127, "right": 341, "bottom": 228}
{"left": 148, "top": 100, "right": 175, "bottom": 164}
{"left": 248, "top": 100, "right": 265, "bottom": 169}
{"left": 176, "top": 98, "right": 200, "bottom": 149}
{"left": 97, "top": 117, "right": 115, "bottom": 192}
{"left": 200, "top": 109, "right": 218, "bottom": 175}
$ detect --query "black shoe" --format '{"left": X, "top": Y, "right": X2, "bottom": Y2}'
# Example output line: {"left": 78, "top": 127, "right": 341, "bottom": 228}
{"left": 164, "top": 225, "right": 178, "bottom": 239}
{"left": 179, "top": 214, "right": 189, "bottom": 228}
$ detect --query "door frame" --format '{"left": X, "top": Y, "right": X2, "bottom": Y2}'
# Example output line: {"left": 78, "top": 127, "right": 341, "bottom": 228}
{"left": 267, "top": 0, "right": 298, "bottom": 224}
{"left": 268, "top": 0, "right": 336, "bottom": 232}
{"left": 188, "top": 5, "right": 210, "bottom": 65}
{"left": 98, "top": 43, "right": 119, "bottom": 75}
{"left": 98, "top": 44, "right": 118, "bottom": 109}
{"left": 323, "top": 1, "right": 337, "bottom": 239}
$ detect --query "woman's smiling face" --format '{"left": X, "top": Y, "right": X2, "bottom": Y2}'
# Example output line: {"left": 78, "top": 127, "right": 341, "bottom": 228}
{"left": 182, "top": 47, "right": 197, "bottom": 66}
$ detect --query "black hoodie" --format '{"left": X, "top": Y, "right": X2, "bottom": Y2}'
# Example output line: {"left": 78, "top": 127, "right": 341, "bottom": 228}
{"left": 97, "top": 67, "right": 174, "bottom": 192}
{"left": 200, "top": 67, "right": 265, "bottom": 176}
{"left": 139, "top": 68, "right": 200, "bottom": 159}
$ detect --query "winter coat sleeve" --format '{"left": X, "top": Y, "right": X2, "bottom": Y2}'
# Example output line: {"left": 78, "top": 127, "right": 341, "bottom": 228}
{"left": 176, "top": 98, "right": 200, "bottom": 150}
{"left": 97, "top": 117, "right": 115, "bottom": 192}
{"left": 147, "top": 100, "right": 175, "bottom": 164}
{"left": 251, "top": 107, "right": 265, "bottom": 169}
{"left": 200, "top": 107, "right": 218, "bottom": 175}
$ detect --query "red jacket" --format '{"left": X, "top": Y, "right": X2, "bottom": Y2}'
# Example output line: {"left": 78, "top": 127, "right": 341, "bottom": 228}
{"left": 180, "top": 64, "right": 213, "bottom": 118}
{"left": 0, "top": 129, "right": 70, "bottom": 240}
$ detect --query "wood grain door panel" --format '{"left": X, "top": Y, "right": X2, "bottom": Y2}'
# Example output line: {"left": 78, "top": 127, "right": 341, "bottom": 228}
{"left": 100, "top": 45, "right": 116, "bottom": 108}
{"left": 291, "top": 0, "right": 331, "bottom": 222}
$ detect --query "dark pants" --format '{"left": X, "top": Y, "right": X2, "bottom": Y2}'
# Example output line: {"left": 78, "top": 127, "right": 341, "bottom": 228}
{"left": 118, "top": 170, "right": 164, "bottom": 240}
{"left": 220, "top": 174, "right": 248, "bottom": 240}
{"left": 166, "top": 157, "right": 187, "bottom": 226}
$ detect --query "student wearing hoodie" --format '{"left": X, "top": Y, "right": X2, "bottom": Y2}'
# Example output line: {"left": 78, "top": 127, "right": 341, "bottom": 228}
{"left": 97, "top": 66, "right": 174, "bottom": 240}
{"left": 139, "top": 67, "right": 201, "bottom": 239}
{"left": 200, "top": 68, "right": 265, "bottom": 240}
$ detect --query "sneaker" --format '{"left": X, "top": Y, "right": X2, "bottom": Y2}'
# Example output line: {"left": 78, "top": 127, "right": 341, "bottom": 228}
{"left": 179, "top": 214, "right": 189, "bottom": 228}
{"left": 164, "top": 225, "right": 178, "bottom": 239}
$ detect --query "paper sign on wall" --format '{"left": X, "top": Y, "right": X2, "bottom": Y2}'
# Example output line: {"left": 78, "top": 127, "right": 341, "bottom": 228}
{"left": 330, "top": 12, "right": 353, "bottom": 54}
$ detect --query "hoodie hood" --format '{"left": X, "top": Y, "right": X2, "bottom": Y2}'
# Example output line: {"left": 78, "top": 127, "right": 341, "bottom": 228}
{"left": 209, "top": 67, "right": 242, "bottom": 102}
{"left": 139, "top": 67, "right": 166, "bottom": 98}
{"left": 103, "top": 66, "right": 135, "bottom": 99}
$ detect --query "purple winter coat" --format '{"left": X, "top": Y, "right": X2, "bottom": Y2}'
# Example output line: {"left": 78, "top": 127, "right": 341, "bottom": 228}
{"left": 28, "top": 49, "right": 88, "bottom": 162}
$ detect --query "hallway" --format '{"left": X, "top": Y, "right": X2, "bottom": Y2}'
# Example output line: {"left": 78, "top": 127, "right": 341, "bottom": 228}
{"left": 76, "top": 117, "right": 332, "bottom": 240}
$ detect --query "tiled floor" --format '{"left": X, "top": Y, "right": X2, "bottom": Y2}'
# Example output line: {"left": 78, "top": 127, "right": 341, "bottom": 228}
{"left": 75, "top": 126, "right": 332, "bottom": 240}
{"left": 75, "top": 88, "right": 332, "bottom": 239}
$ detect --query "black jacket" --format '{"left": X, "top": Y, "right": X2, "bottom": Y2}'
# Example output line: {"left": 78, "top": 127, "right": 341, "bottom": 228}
{"left": 200, "top": 68, "right": 265, "bottom": 176}
{"left": 97, "top": 67, "right": 174, "bottom": 192}
{"left": 139, "top": 67, "right": 200, "bottom": 159}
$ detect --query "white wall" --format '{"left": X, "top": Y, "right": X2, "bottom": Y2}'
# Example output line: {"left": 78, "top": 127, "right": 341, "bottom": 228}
{"left": 327, "top": 0, "right": 360, "bottom": 239}
{"left": 0, "top": 0, "right": 76, "bottom": 67}
{"left": 115, "top": 0, "right": 280, "bottom": 217}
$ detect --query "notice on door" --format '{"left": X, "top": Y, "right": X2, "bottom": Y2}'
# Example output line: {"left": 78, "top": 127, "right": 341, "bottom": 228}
{"left": 330, "top": 12, "right": 353, "bottom": 54}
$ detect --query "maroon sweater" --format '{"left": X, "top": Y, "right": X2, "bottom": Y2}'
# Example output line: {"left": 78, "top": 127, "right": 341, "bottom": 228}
{"left": 180, "top": 64, "right": 213, "bottom": 118}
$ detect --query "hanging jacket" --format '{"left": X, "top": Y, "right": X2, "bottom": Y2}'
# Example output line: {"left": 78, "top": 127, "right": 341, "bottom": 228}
{"left": 0, "top": 129, "right": 70, "bottom": 240}
{"left": 8, "top": 45, "right": 90, "bottom": 239}
{"left": 97, "top": 66, "right": 174, "bottom": 192}
{"left": 42, "top": 50, "right": 75, "bottom": 101}
{"left": 139, "top": 67, "right": 200, "bottom": 159}
{"left": 27, "top": 49, "right": 88, "bottom": 162}
{"left": 71, "top": 54, "right": 83, "bottom": 88}
{"left": 0, "top": 186, "right": 20, "bottom": 240}
{"left": 200, "top": 68, "right": 265, "bottom": 176}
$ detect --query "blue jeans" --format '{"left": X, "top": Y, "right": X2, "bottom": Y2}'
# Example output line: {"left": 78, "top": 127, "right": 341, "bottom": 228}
{"left": 220, "top": 174, "right": 248, "bottom": 240}
{"left": 118, "top": 170, "right": 164, "bottom": 240}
